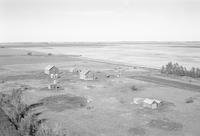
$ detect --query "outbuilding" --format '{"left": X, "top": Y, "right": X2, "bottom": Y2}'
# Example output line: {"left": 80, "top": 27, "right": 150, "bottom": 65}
{"left": 79, "top": 69, "right": 95, "bottom": 80}
{"left": 143, "top": 98, "right": 161, "bottom": 109}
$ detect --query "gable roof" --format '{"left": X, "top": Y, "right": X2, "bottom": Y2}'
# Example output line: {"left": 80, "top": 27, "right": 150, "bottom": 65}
{"left": 80, "top": 69, "right": 91, "bottom": 75}
{"left": 143, "top": 98, "right": 161, "bottom": 104}
{"left": 45, "top": 65, "right": 56, "bottom": 71}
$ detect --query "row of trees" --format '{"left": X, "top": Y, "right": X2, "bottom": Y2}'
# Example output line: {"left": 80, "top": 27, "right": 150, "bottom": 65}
{"left": 161, "top": 62, "right": 200, "bottom": 78}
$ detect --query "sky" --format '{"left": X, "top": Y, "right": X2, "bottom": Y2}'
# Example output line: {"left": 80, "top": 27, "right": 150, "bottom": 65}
{"left": 0, "top": 0, "right": 200, "bottom": 42}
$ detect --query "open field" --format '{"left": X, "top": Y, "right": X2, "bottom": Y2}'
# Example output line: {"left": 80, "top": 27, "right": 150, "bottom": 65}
{"left": 0, "top": 43, "right": 200, "bottom": 136}
{"left": 10, "top": 42, "right": 200, "bottom": 69}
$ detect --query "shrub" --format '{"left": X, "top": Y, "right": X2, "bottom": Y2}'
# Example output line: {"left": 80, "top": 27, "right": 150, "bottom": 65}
{"left": 131, "top": 85, "right": 138, "bottom": 91}
{"left": 161, "top": 62, "right": 200, "bottom": 78}
{"left": 0, "top": 89, "right": 45, "bottom": 136}
{"left": 185, "top": 97, "right": 194, "bottom": 103}
{"left": 0, "top": 89, "right": 67, "bottom": 136}
{"left": 47, "top": 53, "right": 52, "bottom": 56}
{"left": 27, "top": 52, "right": 32, "bottom": 56}
{"left": 36, "top": 123, "right": 67, "bottom": 136}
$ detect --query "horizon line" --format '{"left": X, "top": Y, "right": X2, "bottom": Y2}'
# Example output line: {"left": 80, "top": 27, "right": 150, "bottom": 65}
{"left": 1, "top": 41, "right": 200, "bottom": 44}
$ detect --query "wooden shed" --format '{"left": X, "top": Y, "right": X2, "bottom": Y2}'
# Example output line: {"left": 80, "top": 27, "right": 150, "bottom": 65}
{"left": 79, "top": 69, "right": 95, "bottom": 80}
{"left": 143, "top": 98, "right": 161, "bottom": 109}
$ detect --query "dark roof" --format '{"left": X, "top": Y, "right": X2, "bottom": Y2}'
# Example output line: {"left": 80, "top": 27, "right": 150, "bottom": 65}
{"left": 45, "top": 65, "right": 56, "bottom": 71}
{"left": 80, "top": 69, "right": 91, "bottom": 75}
{"left": 0, "top": 108, "right": 20, "bottom": 136}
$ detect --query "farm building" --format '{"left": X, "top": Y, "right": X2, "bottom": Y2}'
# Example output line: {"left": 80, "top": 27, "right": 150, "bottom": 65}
{"left": 132, "top": 97, "right": 161, "bottom": 109}
{"left": 79, "top": 69, "right": 95, "bottom": 80}
{"left": 44, "top": 65, "right": 59, "bottom": 75}
{"left": 143, "top": 98, "right": 161, "bottom": 109}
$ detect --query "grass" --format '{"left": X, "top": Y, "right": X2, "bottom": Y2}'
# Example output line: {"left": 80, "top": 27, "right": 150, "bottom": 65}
{"left": 0, "top": 88, "right": 68, "bottom": 136}
{"left": 185, "top": 97, "right": 194, "bottom": 103}
{"left": 36, "top": 123, "right": 67, "bottom": 136}
{"left": 0, "top": 108, "right": 20, "bottom": 136}
{"left": 0, "top": 89, "right": 45, "bottom": 136}
{"left": 40, "top": 94, "right": 87, "bottom": 112}
{"left": 147, "top": 119, "right": 183, "bottom": 131}
{"left": 128, "top": 127, "right": 146, "bottom": 136}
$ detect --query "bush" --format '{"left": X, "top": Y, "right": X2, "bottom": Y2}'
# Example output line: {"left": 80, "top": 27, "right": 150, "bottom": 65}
{"left": 27, "top": 52, "right": 32, "bottom": 56}
{"left": 36, "top": 123, "right": 67, "bottom": 136}
{"left": 0, "top": 89, "right": 68, "bottom": 136}
{"left": 161, "top": 62, "right": 200, "bottom": 78}
{"left": 0, "top": 89, "right": 45, "bottom": 136}
{"left": 47, "top": 53, "right": 52, "bottom": 56}
{"left": 131, "top": 85, "right": 138, "bottom": 91}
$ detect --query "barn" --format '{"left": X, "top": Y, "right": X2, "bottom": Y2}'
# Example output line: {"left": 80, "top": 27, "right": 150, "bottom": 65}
{"left": 79, "top": 69, "right": 95, "bottom": 80}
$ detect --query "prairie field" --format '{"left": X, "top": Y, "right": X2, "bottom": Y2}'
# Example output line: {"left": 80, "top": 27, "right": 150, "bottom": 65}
{"left": 0, "top": 42, "right": 200, "bottom": 136}
{"left": 12, "top": 43, "right": 200, "bottom": 69}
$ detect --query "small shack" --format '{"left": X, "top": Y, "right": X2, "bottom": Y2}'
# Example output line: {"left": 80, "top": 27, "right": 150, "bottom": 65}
{"left": 44, "top": 65, "right": 59, "bottom": 75}
{"left": 79, "top": 69, "right": 95, "bottom": 80}
{"left": 132, "top": 97, "right": 161, "bottom": 109}
{"left": 143, "top": 98, "right": 161, "bottom": 109}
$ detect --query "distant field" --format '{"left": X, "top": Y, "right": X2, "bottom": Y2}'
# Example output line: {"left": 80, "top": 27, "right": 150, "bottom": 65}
{"left": 11, "top": 42, "right": 200, "bottom": 69}
{"left": 169, "top": 45, "right": 200, "bottom": 48}
{"left": 1, "top": 46, "right": 200, "bottom": 136}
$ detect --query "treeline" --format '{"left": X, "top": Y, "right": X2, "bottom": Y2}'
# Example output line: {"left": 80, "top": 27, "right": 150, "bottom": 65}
{"left": 161, "top": 62, "right": 200, "bottom": 78}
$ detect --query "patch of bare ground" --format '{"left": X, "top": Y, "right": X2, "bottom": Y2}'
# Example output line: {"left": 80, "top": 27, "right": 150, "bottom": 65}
{"left": 147, "top": 118, "right": 183, "bottom": 131}
{"left": 0, "top": 71, "right": 46, "bottom": 82}
{"left": 128, "top": 127, "right": 146, "bottom": 136}
{"left": 0, "top": 83, "right": 31, "bottom": 94}
{"left": 40, "top": 86, "right": 64, "bottom": 92}
{"left": 40, "top": 94, "right": 87, "bottom": 112}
